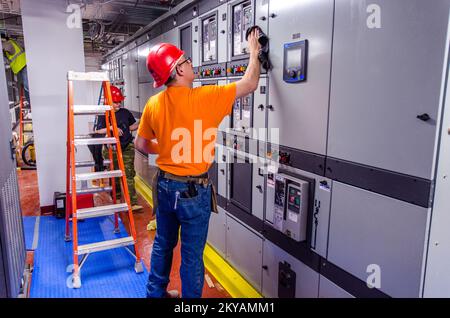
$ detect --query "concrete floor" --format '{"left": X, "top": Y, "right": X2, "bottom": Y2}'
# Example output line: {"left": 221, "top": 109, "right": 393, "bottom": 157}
{"left": 17, "top": 169, "right": 230, "bottom": 298}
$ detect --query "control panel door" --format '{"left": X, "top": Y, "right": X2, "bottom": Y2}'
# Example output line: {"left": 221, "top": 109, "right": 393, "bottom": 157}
{"left": 267, "top": 0, "right": 334, "bottom": 155}
{"left": 327, "top": 0, "right": 450, "bottom": 179}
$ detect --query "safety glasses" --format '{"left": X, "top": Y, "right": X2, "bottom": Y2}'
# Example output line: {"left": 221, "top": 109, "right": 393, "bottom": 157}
{"left": 177, "top": 57, "right": 192, "bottom": 67}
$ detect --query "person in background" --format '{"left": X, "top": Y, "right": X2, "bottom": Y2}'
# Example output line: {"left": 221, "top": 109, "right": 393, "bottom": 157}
{"left": 1, "top": 33, "right": 29, "bottom": 103}
{"left": 94, "top": 85, "right": 143, "bottom": 212}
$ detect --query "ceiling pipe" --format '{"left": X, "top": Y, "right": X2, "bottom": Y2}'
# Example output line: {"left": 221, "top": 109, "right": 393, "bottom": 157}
{"left": 103, "top": 0, "right": 195, "bottom": 59}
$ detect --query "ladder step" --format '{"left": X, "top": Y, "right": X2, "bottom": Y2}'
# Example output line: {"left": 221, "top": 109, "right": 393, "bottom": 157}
{"left": 75, "top": 186, "right": 112, "bottom": 195}
{"left": 73, "top": 105, "right": 112, "bottom": 115}
{"left": 74, "top": 137, "right": 117, "bottom": 146}
{"left": 76, "top": 170, "right": 123, "bottom": 181}
{"left": 75, "top": 203, "right": 128, "bottom": 220}
{"left": 75, "top": 159, "right": 111, "bottom": 168}
{"left": 68, "top": 71, "right": 109, "bottom": 82}
{"left": 76, "top": 236, "right": 135, "bottom": 255}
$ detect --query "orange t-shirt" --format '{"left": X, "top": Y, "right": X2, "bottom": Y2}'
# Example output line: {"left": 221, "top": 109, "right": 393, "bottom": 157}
{"left": 137, "top": 83, "right": 236, "bottom": 176}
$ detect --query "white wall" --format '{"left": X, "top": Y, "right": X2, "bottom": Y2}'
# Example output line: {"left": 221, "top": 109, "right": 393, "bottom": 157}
{"left": 21, "top": 0, "right": 92, "bottom": 207}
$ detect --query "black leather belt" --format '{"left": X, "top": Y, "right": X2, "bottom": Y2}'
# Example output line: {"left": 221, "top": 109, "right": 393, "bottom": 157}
{"left": 159, "top": 170, "right": 209, "bottom": 185}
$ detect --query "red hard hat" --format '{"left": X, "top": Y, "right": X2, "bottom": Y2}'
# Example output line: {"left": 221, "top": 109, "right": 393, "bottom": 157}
{"left": 110, "top": 85, "right": 124, "bottom": 103}
{"left": 147, "top": 43, "right": 184, "bottom": 88}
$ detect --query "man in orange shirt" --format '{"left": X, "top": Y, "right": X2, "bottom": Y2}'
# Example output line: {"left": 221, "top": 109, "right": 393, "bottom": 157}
{"left": 135, "top": 30, "right": 261, "bottom": 298}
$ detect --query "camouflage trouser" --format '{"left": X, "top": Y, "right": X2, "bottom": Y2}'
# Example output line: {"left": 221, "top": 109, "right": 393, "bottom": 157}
{"left": 103, "top": 143, "right": 138, "bottom": 205}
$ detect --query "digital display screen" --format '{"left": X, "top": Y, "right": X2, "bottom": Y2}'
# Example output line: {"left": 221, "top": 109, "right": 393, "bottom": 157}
{"left": 286, "top": 47, "right": 302, "bottom": 69}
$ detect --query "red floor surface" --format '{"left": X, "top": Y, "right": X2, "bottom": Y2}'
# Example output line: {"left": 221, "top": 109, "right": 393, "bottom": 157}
{"left": 17, "top": 169, "right": 40, "bottom": 217}
{"left": 17, "top": 169, "right": 230, "bottom": 298}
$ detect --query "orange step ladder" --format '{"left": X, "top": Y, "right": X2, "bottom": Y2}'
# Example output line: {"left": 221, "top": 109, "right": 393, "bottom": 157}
{"left": 18, "top": 84, "right": 32, "bottom": 150}
{"left": 65, "top": 71, "right": 143, "bottom": 288}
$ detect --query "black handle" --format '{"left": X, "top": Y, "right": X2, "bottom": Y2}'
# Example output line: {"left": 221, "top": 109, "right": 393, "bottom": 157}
{"left": 417, "top": 113, "right": 431, "bottom": 122}
{"left": 220, "top": 30, "right": 226, "bottom": 34}
{"left": 262, "top": 265, "right": 268, "bottom": 270}
{"left": 270, "top": 13, "right": 277, "bottom": 18}
{"left": 267, "top": 105, "right": 274, "bottom": 111}
{"left": 10, "top": 139, "right": 15, "bottom": 160}
{"left": 258, "top": 104, "right": 264, "bottom": 111}
{"left": 220, "top": 169, "right": 225, "bottom": 175}
{"left": 256, "top": 185, "right": 263, "bottom": 193}
{"left": 260, "top": 16, "right": 267, "bottom": 21}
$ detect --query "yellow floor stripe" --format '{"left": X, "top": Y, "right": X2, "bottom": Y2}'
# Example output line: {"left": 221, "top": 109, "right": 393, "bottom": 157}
{"left": 134, "top": 175, "right": 153, "bottom": 207}
{"left": 204, "top": 244, "right": 262, "bottom": 298}
{"left": 134, "top": 174, "right": 262, "bottom": 298}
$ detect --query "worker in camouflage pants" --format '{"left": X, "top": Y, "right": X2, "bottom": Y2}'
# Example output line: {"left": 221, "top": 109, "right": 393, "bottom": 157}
{"left": 95, "top": 85, "right": 143, "bottom": 211}
{"left": 102, "top": 143, "right": 138, "bottom": 207}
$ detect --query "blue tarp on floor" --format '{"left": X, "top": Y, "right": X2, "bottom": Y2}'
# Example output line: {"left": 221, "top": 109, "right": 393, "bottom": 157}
{"left": 29, "top": 216, "right": 148, "bottom": 298}
{"left": 23, "top": 216, "right": 36, "bottom": 250}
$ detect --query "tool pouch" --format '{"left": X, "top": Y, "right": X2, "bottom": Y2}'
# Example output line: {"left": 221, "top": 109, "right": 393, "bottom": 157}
{"left": 210, "top": 182, "right": 219, "bottom": 214}
{"left": 151, "top": 169, "right": 160, "bottom": 216}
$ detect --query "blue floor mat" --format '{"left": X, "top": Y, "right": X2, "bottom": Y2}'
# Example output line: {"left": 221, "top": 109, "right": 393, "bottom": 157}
{"left": 23, "top": 216, "right": 36, "bottom": 250}
{"left": 30, "top": 216, "right": 148, "bottom": 298}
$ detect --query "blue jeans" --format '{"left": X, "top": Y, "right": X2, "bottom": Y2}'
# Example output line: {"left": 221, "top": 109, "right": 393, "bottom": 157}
{"left": 146, "top": 175, "right": 212, "bottom": 298}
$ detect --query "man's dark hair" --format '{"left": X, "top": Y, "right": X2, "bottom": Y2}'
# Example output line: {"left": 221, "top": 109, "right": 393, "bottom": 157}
{"left": 164, "top": 69, "right": 177, "bottom": 86}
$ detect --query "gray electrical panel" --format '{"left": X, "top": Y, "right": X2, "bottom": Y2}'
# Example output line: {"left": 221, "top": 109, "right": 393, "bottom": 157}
{"left": 99, "top": 0, "right": 450, "bottom": 299}
{"left": 180, "top": 24, "right": 193, "bottom": 60}
{"left": 251, "top": 161, "right": 264, "bottom": 221}
{"left": 226, "top": 215, "right": 263, "bottom": 292}
{"left": 318, "top": 276, "right": 354, "bottom": 298}
{"left": 266, "top": 172, "right": 310, "bottom": 242}
{"left": 201, "top": 12, "right": 218, "bottom": 64}
{"left": 262, "top": 240, "right": 319, "bottom": 298}
{"left": 267, "top": 0, "right": 334, "bottom": 155}
{"left": 216, "top": 144, "right": 228, "bottom": 199}
{"left": 208, "top": 206, "right": 227, "bottom": 258}
{"left": 327, "top": 0, "right": 450, "bottom": 179}
{"left": 227, "top": 76, "right": 267, "bottom": 144}
{"left": 229, "top": 0, "right": 253, "bottom": 60}
{"left": 122, "top": 49, "right": 139, "bottom": 114}
{"left": 191, "top": 18, "right": 200, "bottom": 67}
{"left": 327, "top": 182, "right": 429, "bottom": 298}
{"left": 229, "top": 154, "right": 252, "bottom": 214}
{"left": 137, "top": 41, "right": 152, "bottom": 83}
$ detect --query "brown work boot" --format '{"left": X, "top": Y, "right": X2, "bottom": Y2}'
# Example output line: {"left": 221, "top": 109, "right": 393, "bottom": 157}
{"left": 164, "top": 290, "right": 180, "bottom": 298}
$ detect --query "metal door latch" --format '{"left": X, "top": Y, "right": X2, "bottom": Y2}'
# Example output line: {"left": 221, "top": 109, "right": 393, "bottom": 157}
{"left": 417, "top": 113, "right": 430, "bottom": 122}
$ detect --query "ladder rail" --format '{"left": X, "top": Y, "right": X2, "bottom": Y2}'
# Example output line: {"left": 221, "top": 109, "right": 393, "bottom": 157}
{"left": 19, "top": 85, "right": 24, "bottom": 149}
{"left": 103, "top": 91, "right": 119, "bottom": 230}
{"left": 104, "top": 81, "right": 141, "bottom": 261}
{"left": 65, "top": 83, "right": 71, "bottom": 241}
{"left": 68, "top": 80, "right": 80, "bottom": 279}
